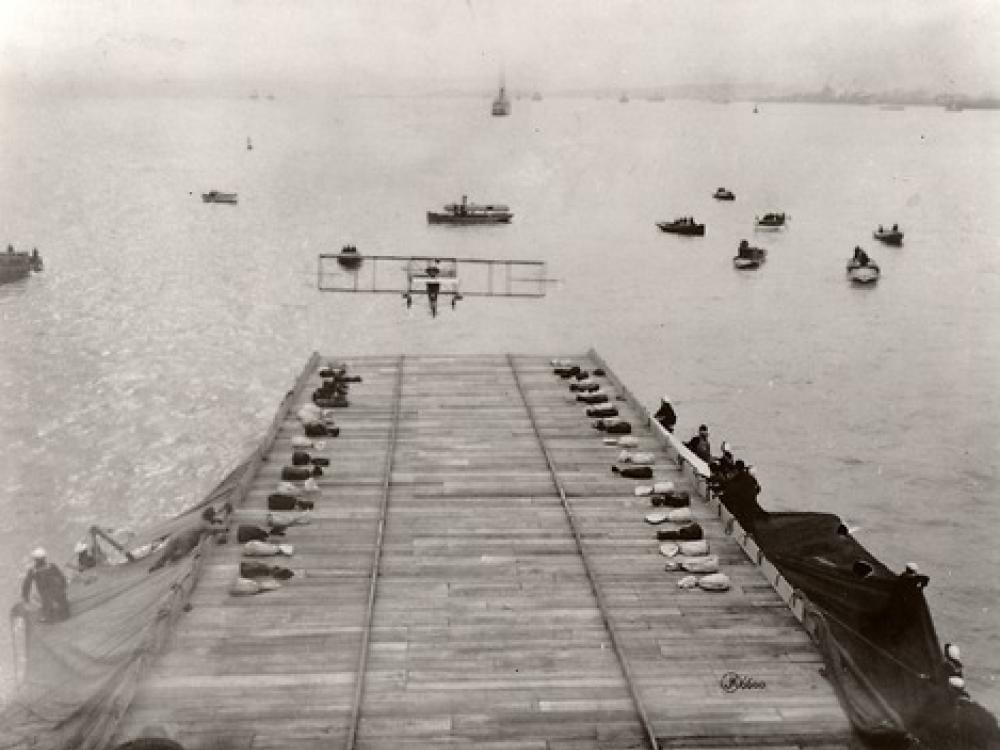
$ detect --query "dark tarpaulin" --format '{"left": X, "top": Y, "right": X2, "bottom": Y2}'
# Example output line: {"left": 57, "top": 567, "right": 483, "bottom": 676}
{"left": 731, "top": 506, "right": 1000, "bottom": 748}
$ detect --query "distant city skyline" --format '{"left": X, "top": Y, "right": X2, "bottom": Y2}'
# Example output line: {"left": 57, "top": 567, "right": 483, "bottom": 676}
{"left": 2, "top": 0, "right": 997, "bottom": 97}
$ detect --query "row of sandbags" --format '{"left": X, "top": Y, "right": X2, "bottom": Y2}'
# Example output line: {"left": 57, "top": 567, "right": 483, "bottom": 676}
{"left": 232, "top": 362, "right": 356, "bottom": 595}
{"left": 550, "top": 360, "right": 731, "bottom": 593}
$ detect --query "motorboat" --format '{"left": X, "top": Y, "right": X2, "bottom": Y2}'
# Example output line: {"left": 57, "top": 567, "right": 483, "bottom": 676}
{"left": 847, "top": 259, "right": 880, "bottom": 284}
{"left": 201, "top": 191, "right": 238, "bottom": 205}
{"left": 1, "top": 245, "right": 43, "bottom": 285}
{"left": 713, "top": 187, "right": 735, "bottom": 201}
{"left": 656, "top": 218, "right": 705, "bottom": 236}
{"left": 336, "top": 245, "right": 363, "bottom": 270}
{"left": 873, "top": 225, "right": 904, "bottom": 246}
{"left": 755, "top": 212, "right": 786, "bottom": 230}
{"left": 733, "top": 240, "right": 766, "bottom": 269}
{"left": 427, "top": 195, "right": 512, "bottom": 225}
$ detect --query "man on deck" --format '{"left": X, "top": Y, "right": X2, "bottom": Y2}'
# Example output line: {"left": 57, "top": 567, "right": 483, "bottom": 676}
{"left": 21, "top": 548, "right": 70, "bottom": 622}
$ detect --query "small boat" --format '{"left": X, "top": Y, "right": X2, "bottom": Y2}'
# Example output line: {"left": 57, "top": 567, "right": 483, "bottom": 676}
{"left": 531, "top": 92, "right": 543, "bottom": 102}
{"left": 733, "top": 240, "right": 766, "bottom": 269}
{"left": 656, "top": 218, "right": 705, "bottom": 236}
{"left": 847, "top": 248, "right": 879, "bottom": 284}
{"left": 754, "top": 212, "right": 786, "bottom": 230}
{"left": 336, "top": 245, "right": 363, "bottom": 270}
{"left": 427, "top": 195, "right": 513, "bottom": 225}
{"left": 873, "top": 225, "right": 904, "bottom": 246}
{"left": 753, "top": 105, "right": 759, "bottom": 114}
{"left": 713, "top": 187, "right": 735, "bottom": 201}
{"left": 619, "top": 93, "right": 629, "bottom": 103}
{"left": 1, "top": 245, "right": 43, "bottom": 285}
{"left": 492, "top": 81, "right": 511, "bottom": 117}
{"left": 201, "top": 191, "right": 238, "bottom": 205}
{"left": 847, "top": 260, "right": 880, "bottom": 284}
{"left": 246, "top": 137, "right": 253, "bottom": 151}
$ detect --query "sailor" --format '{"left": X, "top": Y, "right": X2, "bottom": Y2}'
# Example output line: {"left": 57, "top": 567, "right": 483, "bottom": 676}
{"left": 653, "top": 396, "right": 677, "bottom": 433}
{"left": 21, "top": 548, "right": 70, "bottom": 622}
{"left": 684, "top": 424, "right": 712, "bottom": 464}
{"left": 74, "top": 541, "right": 97, "bottom": 571}
{"left": 148, "top": 507, "right": 225, "bottom": 573}
{"left": 892, "top": 223, "right": 899, "bottom": 232}
{"left": 709, "top": 442, "right": 737, "bottom": 486}
{"left": 943, "top": 643, "right": 964, "bottom": 680}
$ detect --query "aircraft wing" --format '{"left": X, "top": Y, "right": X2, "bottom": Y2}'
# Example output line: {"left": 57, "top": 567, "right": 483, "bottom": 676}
{"left": 318, "top": 254, "right": 548, "bottom": 297}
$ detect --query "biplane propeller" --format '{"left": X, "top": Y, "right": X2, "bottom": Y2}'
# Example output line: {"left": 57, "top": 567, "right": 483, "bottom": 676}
{"left": 318, "top": 250, "right": 549, "bottom": 317}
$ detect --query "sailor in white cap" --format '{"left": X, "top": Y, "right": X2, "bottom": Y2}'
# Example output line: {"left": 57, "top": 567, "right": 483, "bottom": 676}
{"left": 944, "top": 642, "right": 964, "bottom": 680}
{"left": 74, "top": 541, "right": 97, "bottom": 571}
{"left": 653, "top": 395, "right": 676, "bottom": 433}
{"left": 21, "top": 547, "right": 70, "bottom": 622}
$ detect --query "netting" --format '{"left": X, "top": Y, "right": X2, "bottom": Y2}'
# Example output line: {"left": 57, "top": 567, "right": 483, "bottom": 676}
{"left": 0, "top": 460, "right": 251, "bottom": 750}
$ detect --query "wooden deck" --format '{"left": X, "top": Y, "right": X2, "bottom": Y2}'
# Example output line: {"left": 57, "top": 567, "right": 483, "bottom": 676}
{"left": 114, "top": 353, "right": 852, "bottom": 750}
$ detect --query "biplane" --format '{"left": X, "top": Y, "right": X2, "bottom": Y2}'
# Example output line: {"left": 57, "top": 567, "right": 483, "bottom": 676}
{"left": 318, "top": 252, "right": 548, "bottom": 317}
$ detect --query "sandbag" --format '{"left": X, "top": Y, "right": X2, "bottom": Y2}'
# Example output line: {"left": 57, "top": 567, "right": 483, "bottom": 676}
{"left": 659, "top": 542, "right": 680, "bottom": 557}
{"left": 617, "top": 450, "right": 655, "bottom": 465}
{"left": 681, "top": 555, "right": 720, "bottom": 573}
{"left": 645, "top": 511, "right": 672, "bottom": 525}
{"left": 291, "top": 436, "right": 314, "bottom": 449}
{"left": 650, "top": 491, "right": 690, "bottom": 508}
{"left": 587, "top": 406, "right": 618, "bottom": 418}
{"left": 577, "top": 392, "right": 609, "bottom": 404}
{"left": 292, "top": 451, "right": 311, "bottom": 466}
{"left": 281, "top": 466, "right": 313, "bottom": 481}
{"left": 677, "top": 575, "right": 699, "bottom": 589}
{"left": 698, "top": 573, "right": 731, "bottom": 592}
{"left": 297, "top": 404, "right": 321, "bottom": 423}
{"left": 616, "top": 436, "right": 640, "bottom": 448}
{"left": 230, "top": 577, "right": 262, "bottom": 596}
{"left": 656, "top": 522, "right": 704, "bottom": 541}
{"left": 679, "top": 539, "right": 710, "bottom": 556}
{"left": 570, "top": 381, "right": 599, "bottom": 393}
{"left": 236, "top": 525, "right": 270, "bottom": 543}
{"left": 268, "top": 493, "right": 313, "bottom": 511}
{"left": 243, "top": 540, "right": 293, "bottom": 557}
{"left": 612, "top": 465, "right": 653, "bottom": 479}
{"left": 653, "top": 481, "right": 675, "bottom": 494}
{"left": 665, "top": 508, "right": 692, "bottom": 523}
{"left": 240, "top": 561, "right": 295, "bottom": 580}
{"left": 304, "top": 422, "right": 330, "bottom": 437}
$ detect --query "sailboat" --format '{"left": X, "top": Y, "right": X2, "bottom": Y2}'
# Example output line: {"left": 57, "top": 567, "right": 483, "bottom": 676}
{"left": 491, "top": 79, "right": 511, "bottom": 117}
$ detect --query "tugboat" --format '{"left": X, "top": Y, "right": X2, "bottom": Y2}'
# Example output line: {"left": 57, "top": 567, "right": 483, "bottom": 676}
{"left": 656, "top": 217, "right": 705, "bottom": 236}
{"left": 201, "top": 191, "right": 239, "bottom": 205}
{"left": 873, "top": 224, "right": 904, "bottom": 246}
{"left": 847, "top": 246, "right": 880, "bottom": 284}
{"left": 336, "top": 245, "right": 363, "bottom": 270}
{"left": 754, "top": 212, "right": 786, "bottom": 230}
{"left": 733, "top": 239, "right": 766, "bottom": 269}
{"left": 0, "top": 245, "right": 43, "bottom": 285}
{"left": 712, "top": 187, "right": 736, "bottom": 201}
{"left": 427, "top": 195, "right": 513, "bottom": 225}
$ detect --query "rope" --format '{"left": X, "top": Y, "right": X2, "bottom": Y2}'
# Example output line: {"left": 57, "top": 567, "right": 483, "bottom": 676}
{"left": 507, "top": 354, "right": 660, "bottom": 750}
{"left": 345, "top": 355, "right": 405, "bottom": 750}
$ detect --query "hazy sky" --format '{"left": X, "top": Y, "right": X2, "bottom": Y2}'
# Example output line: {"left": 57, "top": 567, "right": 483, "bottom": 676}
{"left": 1, "top": 0, "right": 997, "bottom": 95}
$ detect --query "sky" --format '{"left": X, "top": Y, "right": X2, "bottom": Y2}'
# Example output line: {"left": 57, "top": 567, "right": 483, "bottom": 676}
{"left": 0, "top": 0, "right": 997, "bottom": 96}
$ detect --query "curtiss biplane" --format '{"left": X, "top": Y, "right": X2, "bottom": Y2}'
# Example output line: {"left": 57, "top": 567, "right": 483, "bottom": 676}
{"left": 318, "top": 250, "right": 548, "bottom": 317}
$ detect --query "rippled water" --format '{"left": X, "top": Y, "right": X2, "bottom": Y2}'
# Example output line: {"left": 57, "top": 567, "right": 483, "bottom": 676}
{"left": 1, "top": 94, "right": 998, "bottom": 710}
